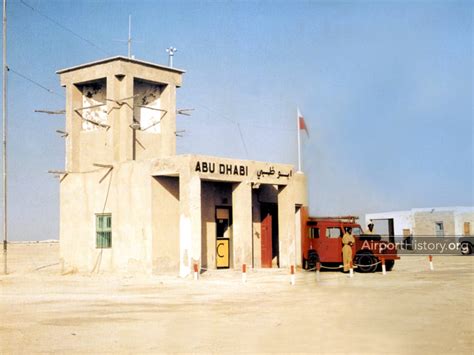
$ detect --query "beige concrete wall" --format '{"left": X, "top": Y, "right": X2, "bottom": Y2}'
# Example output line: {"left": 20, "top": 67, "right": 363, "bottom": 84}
{"left": 178, "top": 171, "right": 202, "bottom": 277}
{"left": 232, "top": 182, "right": 253, "bottom": 267}
{"left": 60, "top": 154, "right": 308, "bottom": 275}
{"left": 293, "top": 172, "right": 308, "bottom": 206}
{"left": 60, "top": 161, "right": 153, "bottom": 273}
{"left": 413, "top": 211, "right": 455, "bottom": 236}
{"left": 152, "top": 176, "right": 180, "bottom": 273}
{"left": 153, "top": 155, "right": 296, "bottom": 186}
{"left": 59, "top": 58, "right": 181, "bottom": 174}
{"left": 58, "top": 58, "right": 183, "bottom": 88}
{"left": 278, "top": 183, "right": 296, "bottom": 268}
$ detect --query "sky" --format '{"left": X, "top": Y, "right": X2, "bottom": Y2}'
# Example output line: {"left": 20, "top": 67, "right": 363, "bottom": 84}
{"left": 4, "top": 0, "right": 473, "bottom": 241}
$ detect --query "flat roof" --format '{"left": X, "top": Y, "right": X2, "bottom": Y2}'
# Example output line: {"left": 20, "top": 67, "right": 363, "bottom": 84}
{"left": 56, "top": 56, "right": 186, "bottom": 75}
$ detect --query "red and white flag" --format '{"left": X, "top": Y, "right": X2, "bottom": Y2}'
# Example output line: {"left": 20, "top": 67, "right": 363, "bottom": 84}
{"left": 298, "top": 108, "right": 309, "bottom": 136}
{"left": 296, "top": 107, "right": 309, "bottom": 172}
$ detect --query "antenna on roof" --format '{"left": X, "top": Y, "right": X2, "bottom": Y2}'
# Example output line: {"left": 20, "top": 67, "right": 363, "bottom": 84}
{"left": 127, "top": 15, "right": 132, "bottom": 58}
{"left": 114, "top": 15, "right": 139, "bottom": 58}
{"left": 166, "top": 47, "right": 177, "bottom": 67}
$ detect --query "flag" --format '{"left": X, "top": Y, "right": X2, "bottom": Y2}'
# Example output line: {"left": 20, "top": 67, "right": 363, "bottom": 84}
{"left": 298, "top": 108, "right": 309, "bottom": 136}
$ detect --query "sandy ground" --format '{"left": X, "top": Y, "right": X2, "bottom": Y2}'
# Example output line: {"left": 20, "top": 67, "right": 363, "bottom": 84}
{"left": 0, "top": 243, "right": 473, "bottom": 354}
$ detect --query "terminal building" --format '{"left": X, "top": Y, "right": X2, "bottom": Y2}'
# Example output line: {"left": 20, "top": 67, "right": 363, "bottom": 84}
{"left": 56, "top": 56, "right": 308, "bottom": 276}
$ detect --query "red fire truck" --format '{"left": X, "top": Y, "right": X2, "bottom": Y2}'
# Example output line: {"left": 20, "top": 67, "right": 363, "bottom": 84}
{"left": 301, "top": 214, "right": 399, "bottom": 272}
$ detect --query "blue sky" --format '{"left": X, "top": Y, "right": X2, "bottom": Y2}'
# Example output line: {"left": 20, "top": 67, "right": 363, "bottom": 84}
{"left": 4, "top": 0, "right": 473, "bottom": 240}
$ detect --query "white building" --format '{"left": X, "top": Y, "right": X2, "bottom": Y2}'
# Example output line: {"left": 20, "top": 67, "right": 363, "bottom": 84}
{"left": 365, "top": 206, "right": 474, "bottom": 241}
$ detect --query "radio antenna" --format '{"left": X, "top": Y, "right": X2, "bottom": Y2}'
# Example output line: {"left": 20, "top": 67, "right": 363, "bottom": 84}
{"left": 113, "top": 15, "right": 137, "bottom": 58}
{"left": 166, "top": 47, "right": 177, "bottom": 67}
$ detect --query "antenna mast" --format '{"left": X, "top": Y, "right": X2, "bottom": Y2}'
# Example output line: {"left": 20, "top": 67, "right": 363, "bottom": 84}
{"left": 128, "top": 15, "right": 131, "bottom": 58}
{"left": 166, "top": 47, "right": 177, "bottom": 67}
{"left": 2, "top": 0, "right": 7, "bottom": 274}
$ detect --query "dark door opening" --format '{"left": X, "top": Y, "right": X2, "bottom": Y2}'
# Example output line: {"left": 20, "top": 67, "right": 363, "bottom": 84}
{"left": 372, "top": 218, "right": 395, "bottom": 243}
{"left": 216, "top": 207, "right": 231, "bottom": 269}
{"left": 261, "top": 204, "right": 278, "bottom": 268}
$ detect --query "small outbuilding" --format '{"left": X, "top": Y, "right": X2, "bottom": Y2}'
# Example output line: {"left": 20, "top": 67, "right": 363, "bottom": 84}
{"left": 365, "top": 206, "right": 474, "bottom": 241}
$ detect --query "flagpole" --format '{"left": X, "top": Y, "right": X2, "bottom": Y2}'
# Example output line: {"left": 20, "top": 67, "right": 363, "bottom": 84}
{"left": 297, "top": 108, "right": 302, "bottom": 172}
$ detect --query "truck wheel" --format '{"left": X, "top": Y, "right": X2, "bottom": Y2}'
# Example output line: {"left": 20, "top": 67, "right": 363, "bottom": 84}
{"left": 385, "top": 260, "right": 395, "bottom": 271}
{"left": 355, "top": 252, "right": 377, "bottom": 273}
{"left": 460, "top": 242, "right": 472, "bottom": 255}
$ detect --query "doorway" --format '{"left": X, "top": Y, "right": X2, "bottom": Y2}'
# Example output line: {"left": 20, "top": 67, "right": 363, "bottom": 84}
{"left": 372, "top": 218, "right": 395, "bottom": 243}
{"left": 261, "top": 204, "right": 278, "bottom": 268}
{"left": 216, "top": 207, "right": 231, "bottom": 269}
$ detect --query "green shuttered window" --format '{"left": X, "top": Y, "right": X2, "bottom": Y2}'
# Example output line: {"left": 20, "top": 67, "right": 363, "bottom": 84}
{"left": 96, "top": 214, "right": 112, "bottom": 248}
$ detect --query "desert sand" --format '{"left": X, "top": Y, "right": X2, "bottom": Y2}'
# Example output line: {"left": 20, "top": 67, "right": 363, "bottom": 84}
{"left": 1, "top": 242, "right": 473, "bottom": 354}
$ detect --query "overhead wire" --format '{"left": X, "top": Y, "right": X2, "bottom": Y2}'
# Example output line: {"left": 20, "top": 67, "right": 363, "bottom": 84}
{"left": 190, "top": 102, "right": 298, "bottom": 160}
{"left": 191, "top": 102, "right": 250, "bottom": 158}
{"left": 193, "top": 102, "right": 296, "bottom": 132}
{"left": 8, "top": 67, "right": 64, "bottom": 98}
{"left": 236, "top": 123, "right": 249, "bottom": 157}
{"left": 19, "top": 0, "right": 110, "bottom": 56}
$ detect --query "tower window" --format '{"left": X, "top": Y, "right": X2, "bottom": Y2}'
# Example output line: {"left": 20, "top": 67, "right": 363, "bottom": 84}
{"left": 133, "top": 80, "right": 165, "bottom": 133}
{"left": 78, "top": 80, "right": 107, "bottom": 131}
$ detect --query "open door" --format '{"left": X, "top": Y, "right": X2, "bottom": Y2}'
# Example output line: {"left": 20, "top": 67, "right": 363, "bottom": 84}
{"left": 261, "top": 210, "right": 272, "bottom": 268}
{"left": 261, "top": 204, "right": 278, "bottom": 268}
{"left": 216, "top": 207, "right": 231, "bottom": 269}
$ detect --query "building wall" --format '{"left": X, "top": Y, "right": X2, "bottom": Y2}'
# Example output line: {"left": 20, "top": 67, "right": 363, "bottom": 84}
{"left": 60, "top": 160, "right": 154, "bottom": 273}
{"left": 152, "top": 176, "right": 180, "bottom": 273}
{"left": 413, "top": 211, "right": 455, "bottom": 236}
{"left": 454, "top": 211, "right": 474, "bottom": 236}
{"left": 59, "top": 59, "right": 182, "bottom": 173}
{"left": 366, "top": 207, "right": 474, "bottom": 238}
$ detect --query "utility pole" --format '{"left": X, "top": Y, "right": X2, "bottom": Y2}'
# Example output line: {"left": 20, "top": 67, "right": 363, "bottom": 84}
{"left": 2, "top": 0, "right": 7, "bottom": 274}
{"left": 127, "top": 15, "right": 131, "bottom": 58}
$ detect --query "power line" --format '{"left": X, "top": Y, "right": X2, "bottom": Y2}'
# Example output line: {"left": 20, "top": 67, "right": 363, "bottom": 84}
{"left": 236, "top": 123, "right": 249, "bottom": 158}
{"left": 8, "top": 67, "right": 64, "bottom": 98}
{"left": 19, "top": 0, "right": 110, "bottom": 56}
{"left": 193, "top": 102, "right": 295, "bottom": 131}
{"left": 192, "top": 102, "right": 249, "bottom": 157}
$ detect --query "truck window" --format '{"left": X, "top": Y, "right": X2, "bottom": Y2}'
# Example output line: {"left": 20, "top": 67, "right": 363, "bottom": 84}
{"left": 352, "top": 227, "right": 362, "bottom": 236}
{"left": 309, "top": 227, "right": 319, "bottom": 239}
{"left": 326, "top": 227, "right": 341, "bottom": 238}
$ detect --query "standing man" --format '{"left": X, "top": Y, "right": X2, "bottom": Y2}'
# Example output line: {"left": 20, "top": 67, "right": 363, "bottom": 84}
{"left": 342, "top": 227, "right": 355, "bottom": 272}
{"left": 365, "top": 221, "right": 375, "bottom": 234}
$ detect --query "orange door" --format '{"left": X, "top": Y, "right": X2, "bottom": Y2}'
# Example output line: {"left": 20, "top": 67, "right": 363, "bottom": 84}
{"left": 261, "top": 212, "right": 273, "bottom": 268}
{"left": 321, "top": 226, "right": 343, "bottom": 262}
